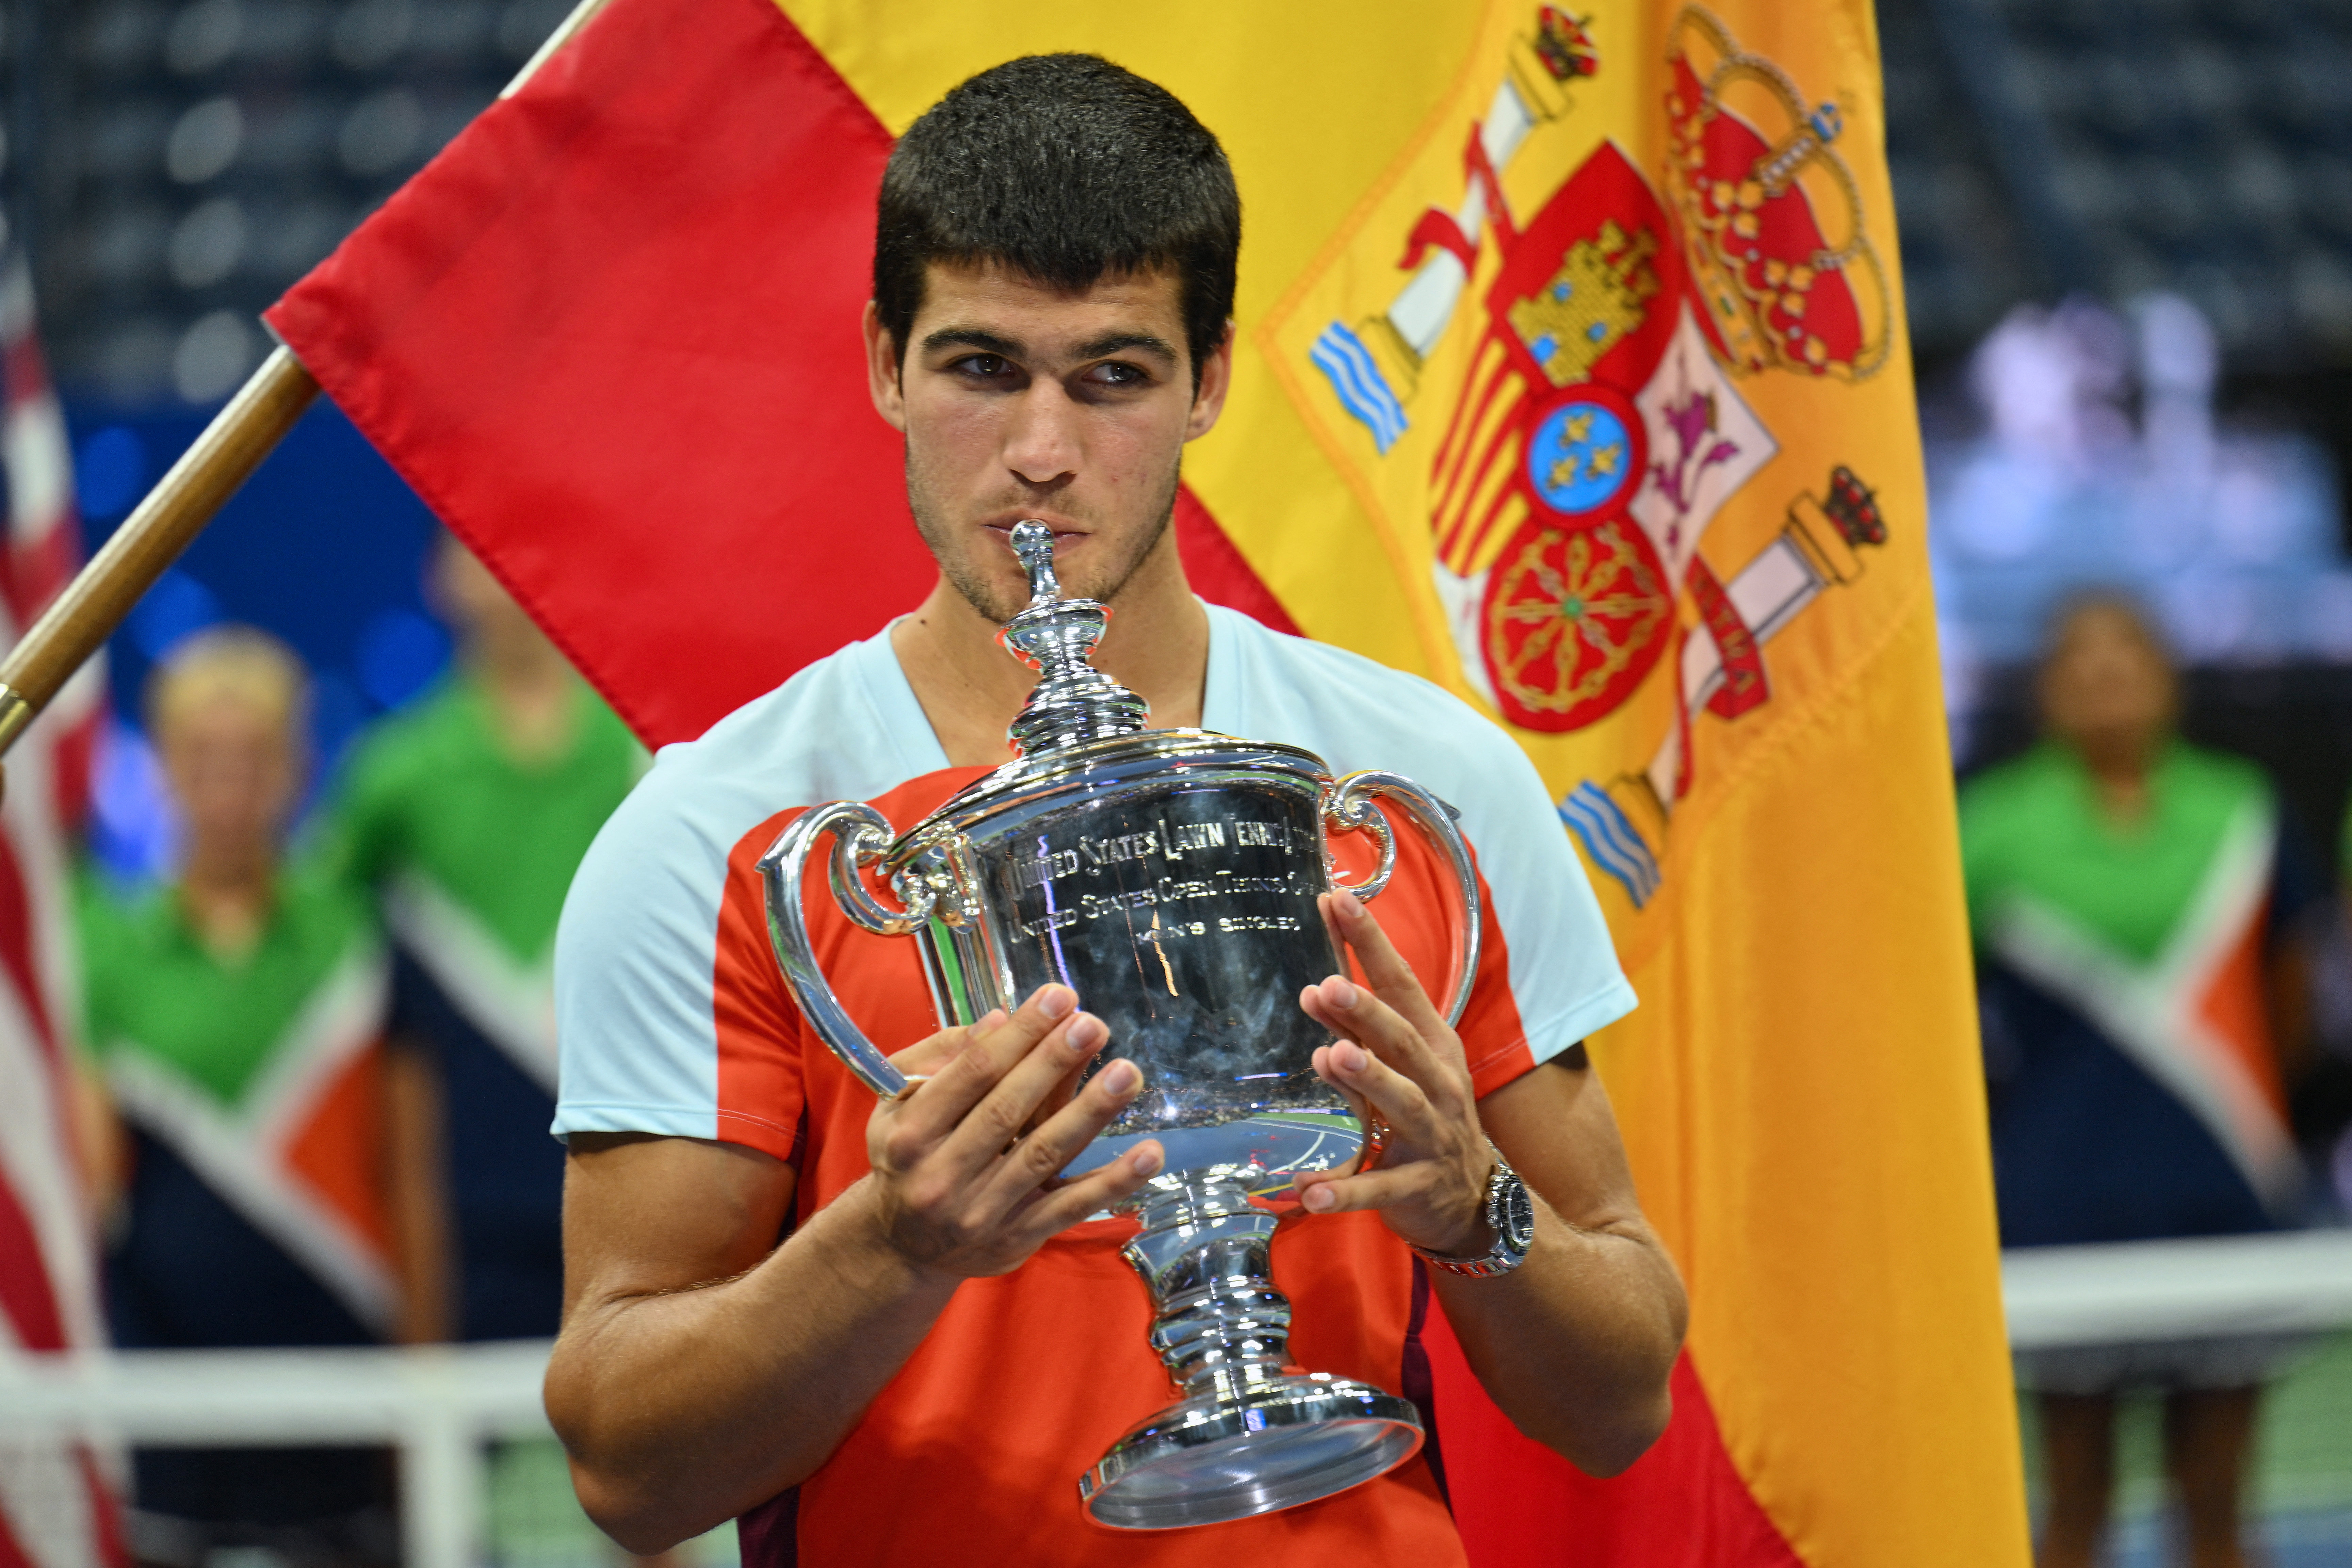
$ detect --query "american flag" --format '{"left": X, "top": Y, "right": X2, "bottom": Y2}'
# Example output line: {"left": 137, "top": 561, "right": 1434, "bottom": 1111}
{"left": 0, "top": 226, "right": 126, "bottom": 1565}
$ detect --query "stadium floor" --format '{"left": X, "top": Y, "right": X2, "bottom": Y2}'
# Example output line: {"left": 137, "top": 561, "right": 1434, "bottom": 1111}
{"left": 2022, "top": 1330, "right": 2352, "bottom": 1568}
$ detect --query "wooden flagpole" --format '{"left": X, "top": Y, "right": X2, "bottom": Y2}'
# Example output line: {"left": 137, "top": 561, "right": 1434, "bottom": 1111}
{"left": 0, "top": 349, "right": 317, "bottom": 753}
{"left": 0, "top": 0, "right": 616, "bottom": 764}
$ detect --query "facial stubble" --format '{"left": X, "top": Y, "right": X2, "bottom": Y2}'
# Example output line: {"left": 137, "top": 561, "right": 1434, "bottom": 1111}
{"left": 905, "top": 445, "right": 1185, "bottom": 624}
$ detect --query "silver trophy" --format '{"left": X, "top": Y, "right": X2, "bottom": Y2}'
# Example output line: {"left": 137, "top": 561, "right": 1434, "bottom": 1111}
{"left": 760, "top": 522, "right": 1480, "bottom": 1529}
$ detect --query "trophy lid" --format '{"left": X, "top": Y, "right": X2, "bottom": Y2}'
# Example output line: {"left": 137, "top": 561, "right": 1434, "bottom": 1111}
{"left": 999, "top": 521, "right": 1151, "bottom": 755}
{"left": 877, "top": 523, "right": 1333, "bottom": 867}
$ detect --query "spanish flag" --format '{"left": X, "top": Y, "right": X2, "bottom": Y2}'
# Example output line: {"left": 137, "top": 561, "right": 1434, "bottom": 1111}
{"left": 266, "top": 2, "right": 2029, "bottom": 1562}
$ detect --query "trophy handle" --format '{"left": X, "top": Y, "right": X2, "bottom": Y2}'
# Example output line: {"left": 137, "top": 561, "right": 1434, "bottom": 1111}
{"left": 758, "top": 801, "right": 936, "bottom": 1099}
{"left": 1323, "top": 772, "right": 1483, "bottom": 1028}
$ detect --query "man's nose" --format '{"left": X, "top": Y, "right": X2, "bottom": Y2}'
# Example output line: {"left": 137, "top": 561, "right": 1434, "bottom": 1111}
{"left": 1002, "top": 380, "right": 1081, "bottom": 487}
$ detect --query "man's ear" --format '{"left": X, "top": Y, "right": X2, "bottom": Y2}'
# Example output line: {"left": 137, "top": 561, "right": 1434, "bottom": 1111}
{"left": 863, "top": 301, "right": 908, "bottom": 432}
{"left": 1183, "top": 320, "right": 1237, "bottom": 443}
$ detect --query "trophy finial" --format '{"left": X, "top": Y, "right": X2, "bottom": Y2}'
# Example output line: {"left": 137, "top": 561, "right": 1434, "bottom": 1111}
{"left": 997, "top": 522, "right": 1149, "bottom": 755}
{"left": 1010, "top": 520, "right": 1061, "bottom": 603}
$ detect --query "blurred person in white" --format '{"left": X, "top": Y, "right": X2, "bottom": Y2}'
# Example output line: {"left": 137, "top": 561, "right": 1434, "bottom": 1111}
{"left": 1961, "top": 595, "right": 2321, "bottom": 1568}
{"left": 77, "top": 627, "right": 434, "bottom": 1568}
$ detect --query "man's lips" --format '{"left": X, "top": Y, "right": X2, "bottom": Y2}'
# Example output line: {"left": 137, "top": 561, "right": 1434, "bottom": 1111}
{"left": 982, "top": 518, "right": 1089, "bottom": 545}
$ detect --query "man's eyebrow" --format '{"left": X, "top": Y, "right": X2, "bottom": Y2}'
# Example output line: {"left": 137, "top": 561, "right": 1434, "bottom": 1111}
{"left": 917, "top": 327, "right": 1180, "bottom": 365}
{"left": 920, "top": 327, "right": 1024, "bottom": 358}
{"left": 1075, "top": 332, "right": 1179, "bottom": 364}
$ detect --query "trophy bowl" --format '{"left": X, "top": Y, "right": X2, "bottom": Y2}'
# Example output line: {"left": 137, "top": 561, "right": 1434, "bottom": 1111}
{"left": 760, "top": 524, "right": 1480, "bottom": 1529}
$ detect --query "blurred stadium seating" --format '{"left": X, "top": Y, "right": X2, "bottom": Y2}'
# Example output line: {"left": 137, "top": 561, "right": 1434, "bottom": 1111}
{"left": 25, "top": 0, "right": 572, "bottom": 402}
{"left": 11, "top": 0, "right": 2350, "bottom": 400}
{"left": 1880, "top": 0, "right": 2352, "bottom": 367}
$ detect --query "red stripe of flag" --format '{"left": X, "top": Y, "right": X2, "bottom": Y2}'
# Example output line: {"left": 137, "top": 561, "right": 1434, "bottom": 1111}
{"left": 1424, "top": 1308, "right": 1804, "bottom": 1567}
{"left": 0, "top": 1169, "right": 65, "bottom": 1354}
{"left": 267, "top": 0, "right": 1288, "bottom": 747}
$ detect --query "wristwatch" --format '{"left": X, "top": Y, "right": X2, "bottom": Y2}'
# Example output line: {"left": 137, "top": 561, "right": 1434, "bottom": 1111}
{"left": 1411, "top": 1148, "right": 1535, "bottom": 1278}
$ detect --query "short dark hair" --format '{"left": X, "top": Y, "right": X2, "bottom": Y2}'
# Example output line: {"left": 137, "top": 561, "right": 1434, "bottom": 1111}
{"left": 873, "top": 54, "right": 1240, "bottom": 390}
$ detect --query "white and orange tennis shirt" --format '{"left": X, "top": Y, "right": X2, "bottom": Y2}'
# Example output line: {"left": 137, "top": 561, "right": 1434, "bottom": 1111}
{"left": 553, "top": 604, "right": 1635, "bottom": 1566}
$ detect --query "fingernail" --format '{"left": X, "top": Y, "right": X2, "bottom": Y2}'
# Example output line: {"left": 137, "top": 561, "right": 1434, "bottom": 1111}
{"left": 1130, "top": 1143, "right": 1163, "bottom": 1176}
{"left": 1303, "top": 1183, "right": 1334, "bottom": 1212}
{"left": 1335, "top": 890, "right": 1365, "bottom": 920}
{"left": 1036, "top": 985, "right": 1076, "bottom": 1020}
{"left": 1328, "top": 977, "right": 1359, "bottom": 1010}
{"left": 1100, "top": 1060, "right": 1140, "bottom": 1095}
{"left": 1067, "top": 1014, "right": 1105, "bottom": 1052}
{"left": 974, "top": 1009, "right": 1007, "bottom": 1032}
{"left": 1335, "top": 1042, "right": 1367, "bottom": 1074}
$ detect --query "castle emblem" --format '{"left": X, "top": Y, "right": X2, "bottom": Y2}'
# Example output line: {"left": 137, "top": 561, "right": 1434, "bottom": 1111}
{"left": 1507, "top": 220, "right": 1660, "bottom": 388}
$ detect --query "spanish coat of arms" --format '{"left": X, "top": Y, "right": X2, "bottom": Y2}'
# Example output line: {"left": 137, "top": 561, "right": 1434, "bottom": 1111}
{"left": 1287, "top": 5, "right": 1895, "bottom": 910}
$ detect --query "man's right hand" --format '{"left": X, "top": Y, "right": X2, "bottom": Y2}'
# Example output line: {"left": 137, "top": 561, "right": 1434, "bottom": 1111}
{"left": 553, "top": 985, "right": 1164, "bottom": 1546}
{"left": 862, "top": 984, "right": 1162, "bottom": 1278}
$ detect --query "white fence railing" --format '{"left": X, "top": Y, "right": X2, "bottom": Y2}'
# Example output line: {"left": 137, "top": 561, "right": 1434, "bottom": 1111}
{"left": 2003, "top": 1230, "right": 2352, "bottom": 1349}
{"left": 0, "top": 1339, "right": 551, "bottom": 1568}
{"left": 4, "top": 1230, "right": 2350, "bottom": 1567}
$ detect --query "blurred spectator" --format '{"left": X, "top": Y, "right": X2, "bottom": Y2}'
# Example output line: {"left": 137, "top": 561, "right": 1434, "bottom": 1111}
{"left": 322, "top": 536, "right": 640, "bottom": 1343}
{"left": 78, "top": 627, "right": 431, "bottom": 1568}
{"left": 1962, "top": 595, "right": 2321, "bottom": 1568}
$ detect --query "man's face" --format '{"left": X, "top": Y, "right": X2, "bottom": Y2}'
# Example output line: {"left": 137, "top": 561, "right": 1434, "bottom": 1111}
{"left": 431, "top": 534, "right": 553, "bottom": 669}
{"left": 160, "top": 692, "right": 297, "bottom": 855}
{"left": 2039, "top": 603, "right": 2175, "bottom": 761}
{"left": 864, "top": 262, "right": 1231, "bottom": 623}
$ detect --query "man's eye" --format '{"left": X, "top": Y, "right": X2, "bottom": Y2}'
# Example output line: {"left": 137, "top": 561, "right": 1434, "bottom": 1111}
{"left": 1085, "top": 362, "right": 1148, "bottom": 387}
{"left": 952, "top": 355, "right": 1011, "bottom": 378}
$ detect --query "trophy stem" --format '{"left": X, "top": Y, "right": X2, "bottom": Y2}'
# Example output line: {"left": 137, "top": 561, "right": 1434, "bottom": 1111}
{"left": 1130, "top": 1175, "right": 1298, "bottom": 1400}
{"left": 1078, "top": 1173, "right": 1425, "bottom": 1530}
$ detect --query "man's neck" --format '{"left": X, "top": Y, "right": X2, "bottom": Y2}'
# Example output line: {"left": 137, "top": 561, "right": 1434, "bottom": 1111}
{"left": 890, "top": 532, "right": 1210, "bottom": 768}
{"left": 179, "top": 845, "right": 275, "bottom": 964}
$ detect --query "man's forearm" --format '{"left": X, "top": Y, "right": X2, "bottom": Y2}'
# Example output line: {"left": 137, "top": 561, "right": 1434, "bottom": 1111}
{"left": 1431, "top": 1200, "right": 1685, "bottom": 1475}
{"left": 548, "top": 1178, "right": 958, "bottom": 1551}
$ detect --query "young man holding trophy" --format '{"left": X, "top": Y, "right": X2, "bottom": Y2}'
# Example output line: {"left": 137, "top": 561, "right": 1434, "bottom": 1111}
{"left": 544, "top": 55, "right": 1687, "bottom": 1564}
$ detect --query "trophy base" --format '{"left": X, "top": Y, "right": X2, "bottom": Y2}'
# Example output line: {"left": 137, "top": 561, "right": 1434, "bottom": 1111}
{"left": 1078, "top": 1373, "right": 1423, "bottom": 1530}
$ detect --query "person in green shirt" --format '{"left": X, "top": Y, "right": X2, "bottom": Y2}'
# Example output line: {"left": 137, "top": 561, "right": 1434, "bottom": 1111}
{"left": 323, "top": 536, "right": 642, "bottom": 1342}
{"left": 82, "top": 626, "right": 435, "bottom": 1556}
{"left": 1960, "top": 595, "right": 2317, "bottom": 1568}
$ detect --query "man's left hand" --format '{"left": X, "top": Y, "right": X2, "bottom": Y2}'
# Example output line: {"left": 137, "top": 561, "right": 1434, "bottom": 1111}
{"left": 1294, "top": 888, "right": 1495, "bottom": 1259}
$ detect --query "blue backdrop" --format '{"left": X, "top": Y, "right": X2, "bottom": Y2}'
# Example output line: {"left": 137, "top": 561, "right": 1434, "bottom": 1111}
{"left": 67, "top": 397, "right": 452, "bottom": 881}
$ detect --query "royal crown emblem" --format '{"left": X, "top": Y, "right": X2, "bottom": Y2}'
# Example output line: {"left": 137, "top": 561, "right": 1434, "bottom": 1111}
{"left": 1663, "top": 9, "right": 1890, "bottom": 379}
{"left": 1531, "top": 6, "right": 1600, "bottom": 86}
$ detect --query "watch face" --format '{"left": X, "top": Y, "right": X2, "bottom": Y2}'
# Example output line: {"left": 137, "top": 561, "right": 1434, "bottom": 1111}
{"left": 1498, "top": 1171, "right": 1537, "bottom": 1254}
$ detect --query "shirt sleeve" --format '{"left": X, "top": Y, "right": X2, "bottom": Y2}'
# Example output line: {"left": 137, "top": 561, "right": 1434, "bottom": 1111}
{"left": 1444, "top": 726, "right": 1639, "bottom": 1097}
{"left": 1330, "top": 693, "right": 1636, "bottom": 1100}
{"left": 551, "top": 758, "right": 739, "bottom": 1148}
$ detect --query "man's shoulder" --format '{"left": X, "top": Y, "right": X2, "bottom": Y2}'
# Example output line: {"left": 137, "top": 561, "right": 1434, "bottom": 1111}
{"left": 570, "top": 636, "right": 937, "bottom": 910}
{"left": 552, "top": 636, "right": 952, "bottom": 1159}
{"left": 2169, "top": 741, "right": 2273, "bottom": 808}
